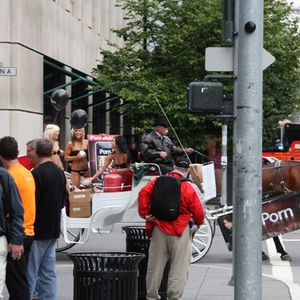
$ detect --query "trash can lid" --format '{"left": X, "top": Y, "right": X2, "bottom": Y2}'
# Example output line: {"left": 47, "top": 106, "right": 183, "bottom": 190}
{"left": 68, "top": 251, "right": 145, "bottom": 258}
{"left": 68, "top": 252, "right": 145, "bottom": 271}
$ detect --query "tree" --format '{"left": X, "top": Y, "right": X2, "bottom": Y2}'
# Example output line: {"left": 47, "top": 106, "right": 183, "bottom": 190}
{"left": 94, "top": 0, "right": 300, "bottom": 149}
{"left": 263, "top": 0, "right": 300, "bottom": 145}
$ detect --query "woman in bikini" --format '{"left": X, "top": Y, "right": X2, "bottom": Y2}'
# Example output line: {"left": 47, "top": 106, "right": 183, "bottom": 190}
{"left": 88, "top": 135, "right": 131, "bottom": 183}
{"left": 43, "top": 124, "right": 64, "bottom": 170}
{"left": 64, "top": 127, "right": 89, "bottom": 188}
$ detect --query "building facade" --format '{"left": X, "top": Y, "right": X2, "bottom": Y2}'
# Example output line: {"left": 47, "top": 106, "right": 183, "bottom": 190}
{"left": 0, "top": 0, "right": 126, "bottom": 154}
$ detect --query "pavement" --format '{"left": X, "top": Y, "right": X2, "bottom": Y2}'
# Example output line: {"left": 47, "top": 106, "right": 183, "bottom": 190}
{"left": 55, "top": 255, "right": 291, "bottom": 300}
{"left": 53, "top": 203, "right": 292, "bottom": 300}
{"left": 3, "top": 202, "right": 292, "bottom": 299}
{"left": 182, "top": 265, "right": 291, "bottom": 300}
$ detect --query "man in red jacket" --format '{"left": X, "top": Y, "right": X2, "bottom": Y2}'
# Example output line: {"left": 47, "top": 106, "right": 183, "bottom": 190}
{"left": 138, "top": 157, "right": 205, "bottom": 300}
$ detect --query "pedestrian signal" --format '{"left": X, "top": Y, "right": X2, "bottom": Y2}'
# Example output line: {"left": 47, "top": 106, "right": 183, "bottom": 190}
{"left": 188, "top": 82, "right": 224, "bottom": 114}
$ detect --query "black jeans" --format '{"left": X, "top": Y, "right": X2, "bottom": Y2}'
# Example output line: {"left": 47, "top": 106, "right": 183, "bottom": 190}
{"left": 6, "top": 236, "right": 34, "bottom": 300}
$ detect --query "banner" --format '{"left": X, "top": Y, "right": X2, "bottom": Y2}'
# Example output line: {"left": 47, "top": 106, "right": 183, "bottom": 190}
{"left": 217, "top": 191, "right": 300, "bottom": 242}
{"left": 262, "top": 191, "right": 300, "bottom": 239}
{"left": 88, "top": 134, "right": 117, "bottom": 182}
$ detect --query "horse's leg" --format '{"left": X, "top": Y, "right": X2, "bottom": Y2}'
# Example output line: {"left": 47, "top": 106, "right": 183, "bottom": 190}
{"left": 273, "top": 236, "right": 292, "bottom": 261}
{"left": 273, "top": 236, "right": 286, "bottom": 255}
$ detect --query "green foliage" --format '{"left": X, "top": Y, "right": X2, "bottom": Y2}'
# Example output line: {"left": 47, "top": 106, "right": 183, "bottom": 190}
{"left": 263, "top": 0, "right": 300, "bottom": 145}
{"left": 94, "top": 0, "right": 300, "bottom": 149}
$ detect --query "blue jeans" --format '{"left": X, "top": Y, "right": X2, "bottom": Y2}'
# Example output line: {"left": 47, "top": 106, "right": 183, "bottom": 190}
{"left": 27, "top": 239, "right": 57, "bottom": 300}
{"left": 0, "top": 236, "right": 8, "bottom": 299}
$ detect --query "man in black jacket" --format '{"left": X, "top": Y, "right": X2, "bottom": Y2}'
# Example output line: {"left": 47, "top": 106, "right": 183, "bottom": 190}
{"left": 26, "top": 138, "right": 67, "bottom": 300}
{"left": 0, "top": 167, "right": 24, "bottom": 299}
{"left": 140, "top": 116, "right": 194, "bottom": 174}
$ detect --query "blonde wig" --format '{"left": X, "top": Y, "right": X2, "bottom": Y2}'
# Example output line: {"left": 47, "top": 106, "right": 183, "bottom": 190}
{"left": 43, "top": 124, "right": 60, "bottom": 140}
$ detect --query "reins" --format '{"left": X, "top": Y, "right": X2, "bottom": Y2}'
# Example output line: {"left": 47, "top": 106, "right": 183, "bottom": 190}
{"left": 263, "top": 159, "right": 298, "bottom": 193}
{"left": 270, "top": 160, "right": 287, "bottom": 191}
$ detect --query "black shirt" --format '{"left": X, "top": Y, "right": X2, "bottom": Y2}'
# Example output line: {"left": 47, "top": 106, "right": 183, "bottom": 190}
{"left": 32, "top": 161, "right": 67, "bottom": 239}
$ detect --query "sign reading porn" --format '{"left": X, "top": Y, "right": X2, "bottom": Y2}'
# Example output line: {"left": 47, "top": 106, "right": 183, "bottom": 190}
{"left": 262, "top": 191, "right": 300, "bottom": 240}
{"left": 88, "top": 134, "right": 117, "bottom": 182}
{"left": 217, "top": 191, "right": 300, "bottom": 242}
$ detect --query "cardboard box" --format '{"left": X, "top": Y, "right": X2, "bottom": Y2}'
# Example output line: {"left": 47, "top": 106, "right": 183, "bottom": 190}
{"left": 69, "top": 189, "right": 92, "bottom": 218}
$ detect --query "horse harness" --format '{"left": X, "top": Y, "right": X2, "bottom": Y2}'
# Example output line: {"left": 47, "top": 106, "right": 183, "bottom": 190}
{"left": 267, "top": 160, "right": 291, "bottom": 192}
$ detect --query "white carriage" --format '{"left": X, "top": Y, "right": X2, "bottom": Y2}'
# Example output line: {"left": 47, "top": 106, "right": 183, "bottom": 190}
{"left": 58, "top": 162, "right": 217, "bottom": 263}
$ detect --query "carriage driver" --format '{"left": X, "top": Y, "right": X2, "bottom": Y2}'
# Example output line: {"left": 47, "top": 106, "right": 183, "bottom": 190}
{"left": 140, "top": 116, "right": 194, "bottom": 174}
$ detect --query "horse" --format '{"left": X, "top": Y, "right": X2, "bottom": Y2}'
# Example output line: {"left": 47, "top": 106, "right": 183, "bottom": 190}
{"left": 215, "top": 158, "right": 297, "bottom": 260}
{"left": 262, "top": 159, "right": 300, "bottom": 192}
{"left": 262, "top": 159, "right": 300, "bottom": 261}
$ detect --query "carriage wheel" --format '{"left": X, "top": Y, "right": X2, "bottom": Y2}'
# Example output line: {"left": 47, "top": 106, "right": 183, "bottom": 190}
{"left": 191, "top": 217, "right": 213, "bottom": 263}
{"left": 56, "top": 229, "right": 84, "bottom": 252}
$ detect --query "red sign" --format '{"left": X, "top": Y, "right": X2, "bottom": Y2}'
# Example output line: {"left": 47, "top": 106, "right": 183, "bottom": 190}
{"left": 88, "top": 134, "right": 117, "bottom": 182}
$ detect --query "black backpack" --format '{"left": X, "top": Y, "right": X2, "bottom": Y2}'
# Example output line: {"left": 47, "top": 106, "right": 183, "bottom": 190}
{"left": 150, "top": 175, "right": 188, "bottom": 221}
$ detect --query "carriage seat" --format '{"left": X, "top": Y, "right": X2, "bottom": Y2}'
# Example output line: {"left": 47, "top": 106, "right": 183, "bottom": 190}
{"left": 131, "top": 163, "right": 161, "bottom": 183}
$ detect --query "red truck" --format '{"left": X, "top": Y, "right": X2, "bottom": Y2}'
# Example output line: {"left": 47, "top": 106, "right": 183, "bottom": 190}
{"left": 263, "top": 120, "right": 300, "bottom": 160}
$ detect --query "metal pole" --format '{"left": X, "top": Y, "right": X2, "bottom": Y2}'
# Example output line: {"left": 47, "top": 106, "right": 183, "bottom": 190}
{"left": 230, "top": 0, "right": 239, "bottom": 288}
{"left": 86, "top": 96, "right": 119, "bottom": 108}
{"left": 233, "top": 0, "right": 263, "bottom": 299}
{"left": 43, "top": 78, "right": 81, "bottom": 95}
{"left": 220, "top": 122, "right": 228, "bottom": 206}
{"left": 44, "top": 59, "right": 97, "bottom": 86}
{"left": 204, "top": 75, "right": 234, "bottom": 82}
{"left": 70, "top": 90, "right": 99, "bottom": 103}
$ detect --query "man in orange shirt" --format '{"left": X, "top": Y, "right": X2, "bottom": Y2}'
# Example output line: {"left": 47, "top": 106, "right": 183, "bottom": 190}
{"left": 0, "top": 136, "right": 36, "bottom": 300}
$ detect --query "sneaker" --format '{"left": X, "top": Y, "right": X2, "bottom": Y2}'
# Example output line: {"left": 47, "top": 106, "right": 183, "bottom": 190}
{"left": 281, "top": 254, "right": 292, "bottom": 262}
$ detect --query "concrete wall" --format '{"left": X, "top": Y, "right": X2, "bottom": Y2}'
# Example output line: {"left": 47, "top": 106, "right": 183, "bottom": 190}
{"left": 0, "top": 0, "right": 125, "bottom": 155}
{"left": 0, "top": 44, "right": 44, "bottom": 155}
{"left": 0, "top": 0, "right": 124, "bottom": 74}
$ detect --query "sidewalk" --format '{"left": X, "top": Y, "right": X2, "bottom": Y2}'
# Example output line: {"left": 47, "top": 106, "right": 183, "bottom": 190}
{"left": 56, "top": 253, "right": 291, "bottom": 300}
{"left": 54, "top": 204, "right": 292, "bottom": 300}
{"left": 1, "top": 204, "right": 293, "bottom": 299}
{"left": 183, "top": 264, "right": 291, "bottom": 300}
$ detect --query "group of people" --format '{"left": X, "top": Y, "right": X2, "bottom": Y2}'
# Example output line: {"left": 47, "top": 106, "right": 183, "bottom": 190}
{"left": 0, "top": 124, "right": 91, "bottom": 299}
{"left": 63, "top": 115, "right": 195, "bottom": 188}
{"left": 0, "top": 115, "right": 202, "bottom": 299}
{"left": 41, "top": 125, "right": 130, "bottom": 190}
{"left": 0, "top": 136, "right": 67, "bottom": 300}
{"left": 89, "top": 116, "right": 195, "bottom": 182}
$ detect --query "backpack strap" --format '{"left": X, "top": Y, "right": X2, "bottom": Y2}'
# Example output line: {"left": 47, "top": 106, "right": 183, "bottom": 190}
{"left": 179, "top": 177, "right": 190, "bottom": 183}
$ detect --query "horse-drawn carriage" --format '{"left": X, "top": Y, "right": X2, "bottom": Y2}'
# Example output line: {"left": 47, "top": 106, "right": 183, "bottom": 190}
{"left": 57, "top": 161, "right": 216, "bottom": 264}
{"left": 58, "top": 133, "right": 300, "bottom": 263}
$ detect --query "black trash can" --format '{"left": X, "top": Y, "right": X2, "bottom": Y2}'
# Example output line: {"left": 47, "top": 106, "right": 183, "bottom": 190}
{"left": 68, "top": 252, "right": 145, "bottom": 300}
{"left": 122, "top": 226, "right": 170, "bottom": 300}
